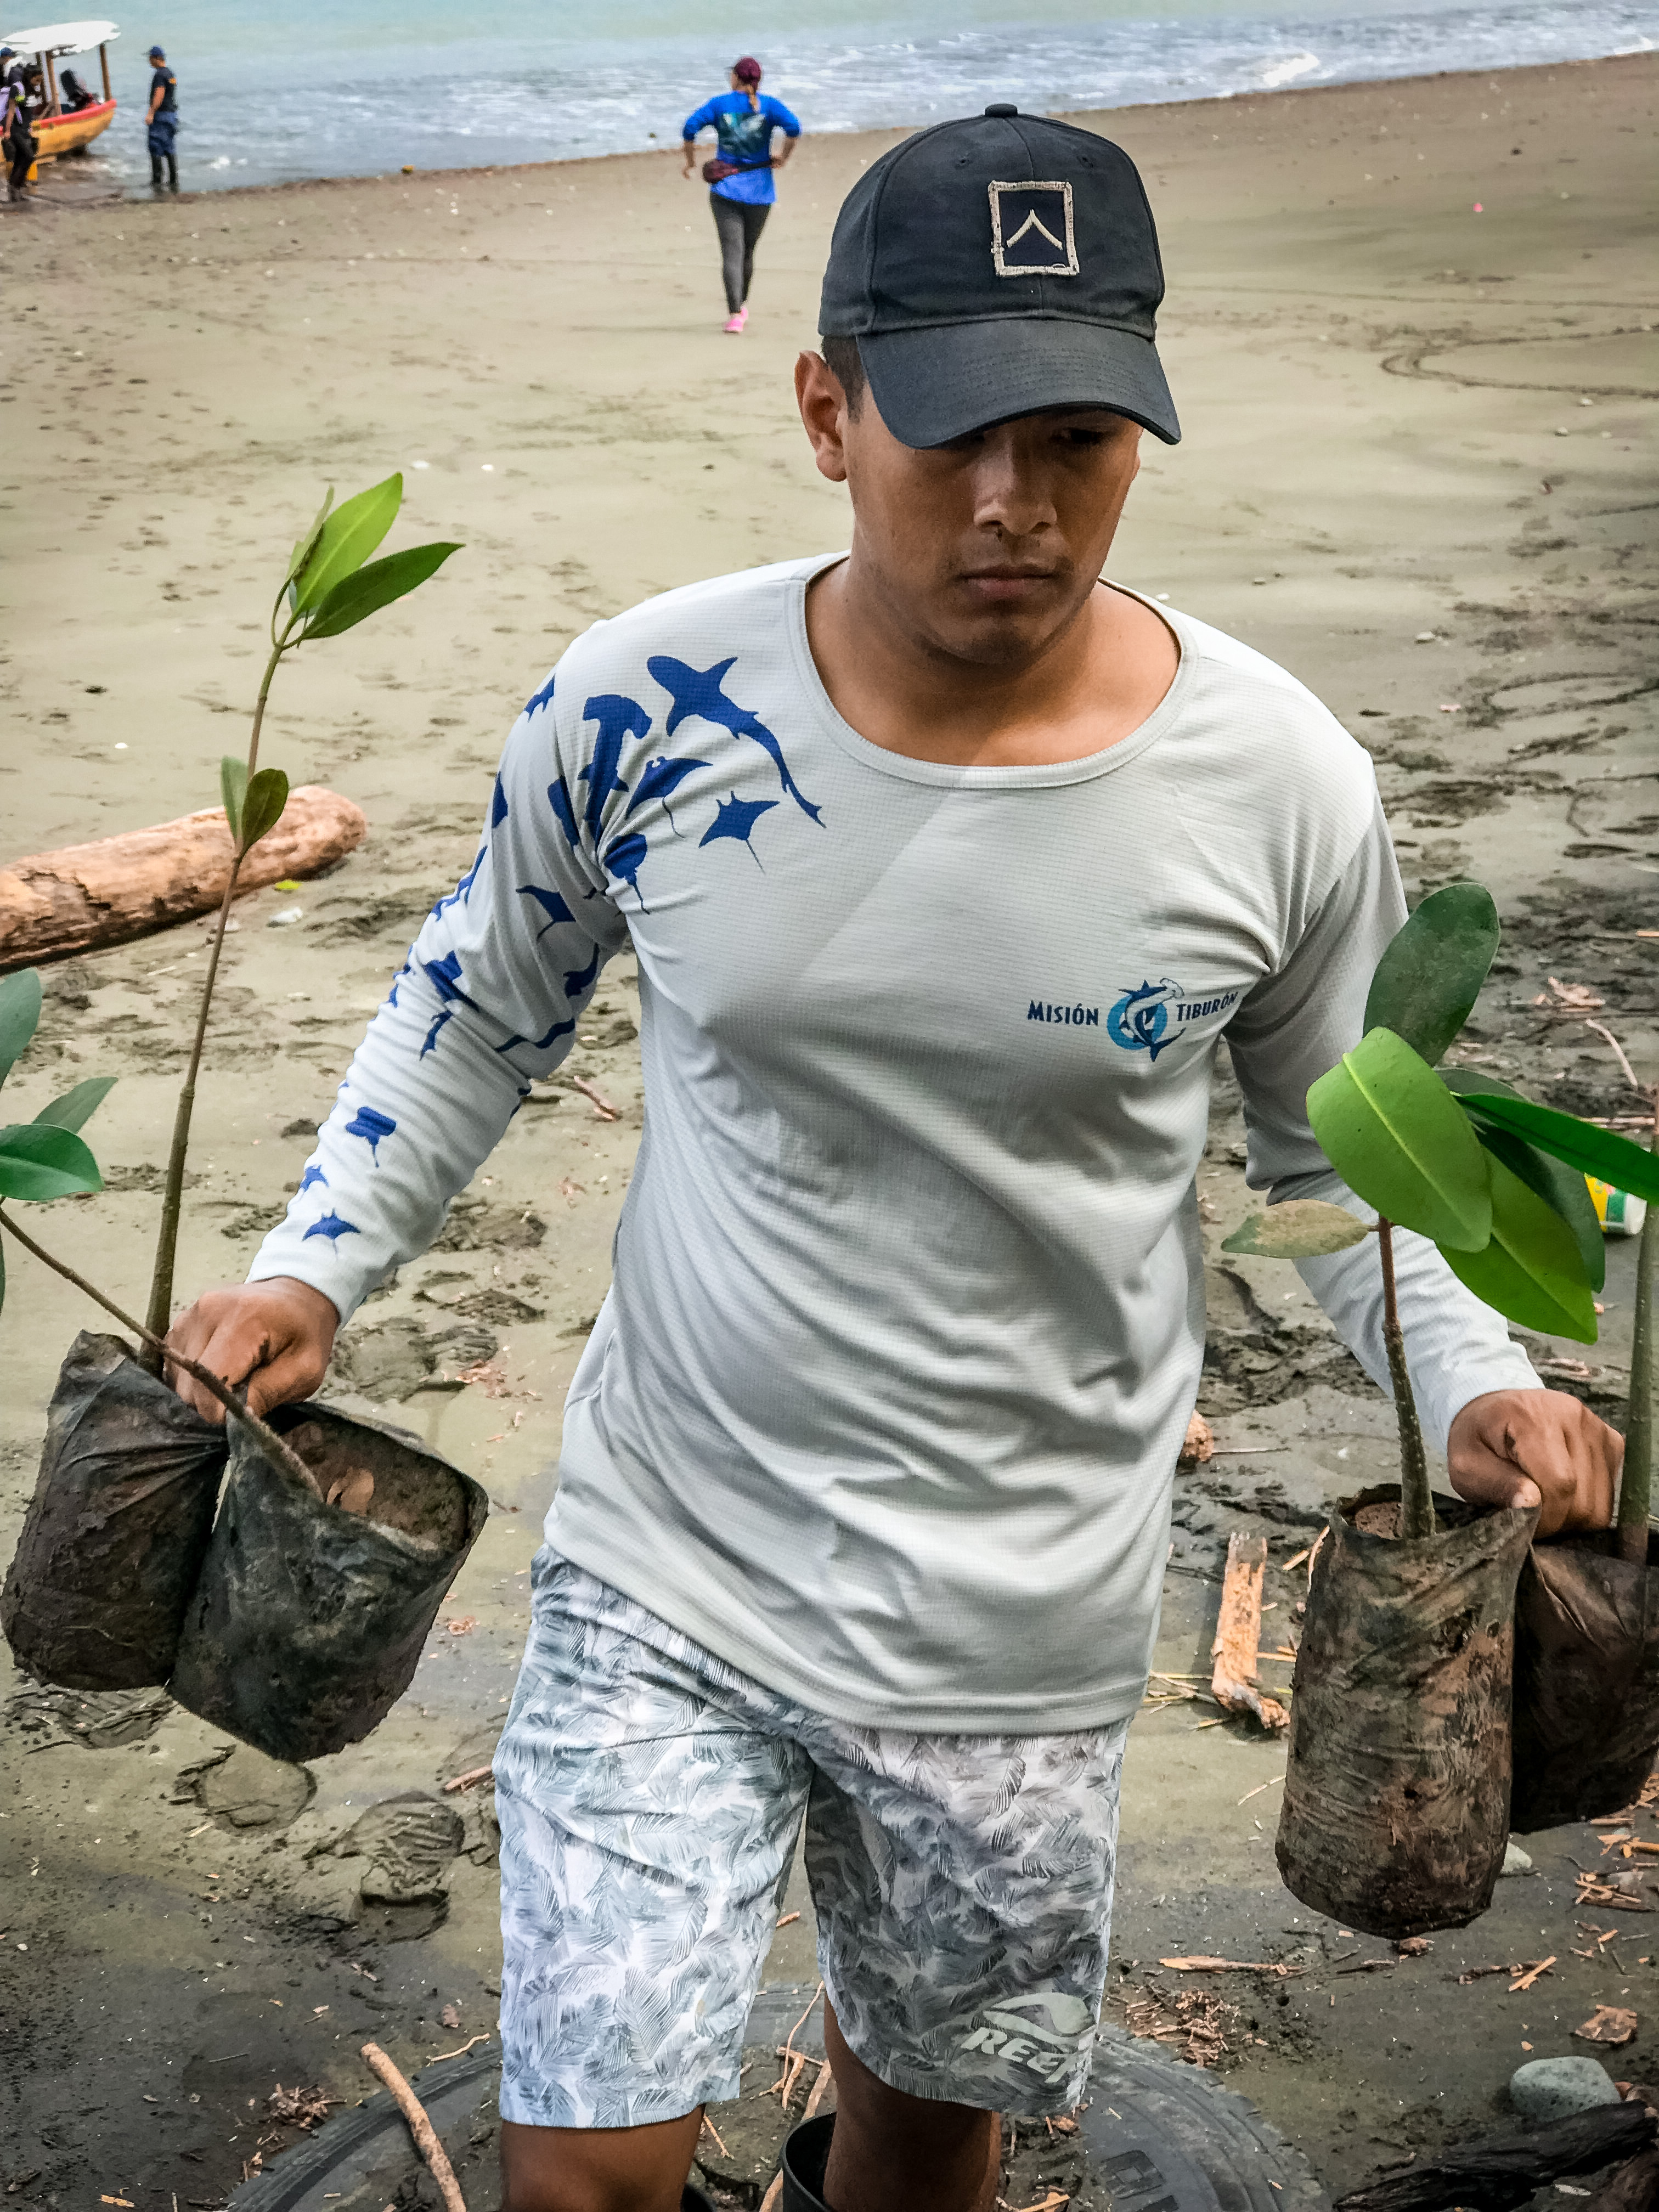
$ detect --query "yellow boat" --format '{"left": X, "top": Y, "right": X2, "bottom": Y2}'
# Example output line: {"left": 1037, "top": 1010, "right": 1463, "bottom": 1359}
{"left": 2, "top": 18, "right": 119, "bottom": 162}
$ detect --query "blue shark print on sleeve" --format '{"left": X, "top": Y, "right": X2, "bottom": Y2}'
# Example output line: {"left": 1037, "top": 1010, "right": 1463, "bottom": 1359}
{"left": 344, "top": 1105, "right": 397, "bottom": 1161}
{"left": 525, "top": 668, "right": 557, "bottom": 718}
{"left": 605, "top": 831, "right": 651, "bottom": 910}
{"left": 431, "top": 845, "right": 487, "bottom": 925}
{"left": 579, "top": 695, "right": 652, "bottom": 841}
{"left": 648, "top": 654, "right": 823, "bottom": 826}
{"left": 494, "top": 1014, "right": 578, "bottom": 1057}
{"left": 562, "top": 945, "right": 603, "bottom": 1000}
{"left": 298, "top": 1163, "right": 328, "bottom": 1194}
{"left": 518, "top": 884, "right": 580, "bottom": 938}
{"left": 700, "top": 793, "right": 778, "bottom": 868}
{"left": 492, "top": 774, "right": 511, "bottom": 829}
{"left": 303, "top": 1212, "right": 360, "bottom": 1244}
{"left": 549, "top": 776, "right": 582, "bottom": 850}
{"left": 625, "top": 755, "right": 710, "bottom": 835}
{"left": 420, "top": 948, "right": 489, "bottom": 1057}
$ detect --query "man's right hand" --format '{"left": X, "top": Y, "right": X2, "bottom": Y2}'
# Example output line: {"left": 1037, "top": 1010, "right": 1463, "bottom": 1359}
{"left": 164, "top": 1278, "right": 340, "bottom": 1425}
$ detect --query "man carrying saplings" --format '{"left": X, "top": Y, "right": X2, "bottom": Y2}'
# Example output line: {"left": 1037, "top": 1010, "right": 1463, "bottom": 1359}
{"left": 165, "top": 108, "right": 1622, "bottom": 2212}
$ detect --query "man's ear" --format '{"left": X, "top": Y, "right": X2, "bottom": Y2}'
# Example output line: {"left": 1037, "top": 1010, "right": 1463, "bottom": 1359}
{"left": 795, "top": 351, "right": 850, "bottom": 486}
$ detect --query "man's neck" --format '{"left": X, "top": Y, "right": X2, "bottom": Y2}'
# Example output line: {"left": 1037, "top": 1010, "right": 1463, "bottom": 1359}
{"left": 804, "top": 552, "right": 1180, "bottom": 771}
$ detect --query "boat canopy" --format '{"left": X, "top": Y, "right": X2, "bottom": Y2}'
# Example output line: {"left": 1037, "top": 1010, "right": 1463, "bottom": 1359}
{"left": 1, "top": 19, "right": 119, "bottom": 55}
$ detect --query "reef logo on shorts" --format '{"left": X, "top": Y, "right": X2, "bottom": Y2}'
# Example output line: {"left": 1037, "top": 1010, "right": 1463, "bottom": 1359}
{"left": 1106, "top": 978, "right": 1240, "bottom": 1062}
{"left": 956, "top": 1990, "right": 1096, "bottom": 2086}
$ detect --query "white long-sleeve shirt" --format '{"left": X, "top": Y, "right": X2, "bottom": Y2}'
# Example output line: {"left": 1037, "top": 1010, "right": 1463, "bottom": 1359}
{"left": 251, "top": 556, "right": 1538, "bottom": 1731}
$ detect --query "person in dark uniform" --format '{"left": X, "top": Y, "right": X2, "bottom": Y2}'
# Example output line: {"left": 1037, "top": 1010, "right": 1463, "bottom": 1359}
{"left": 1, "top": 46, "right": 35, "bottom": 205}
{"left": 146, "top": 43, "right": 177, "bottom": 191}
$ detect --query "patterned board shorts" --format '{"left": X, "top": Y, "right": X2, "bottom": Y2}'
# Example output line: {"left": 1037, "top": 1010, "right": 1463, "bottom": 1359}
{"left": 494, "top": 1549, "right": 1128, "bottom": 2130}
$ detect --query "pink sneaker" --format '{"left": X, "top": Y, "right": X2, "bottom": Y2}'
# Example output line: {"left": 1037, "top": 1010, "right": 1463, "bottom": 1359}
{"left": 724, "top": 306, "right": 748, "bottom": 334}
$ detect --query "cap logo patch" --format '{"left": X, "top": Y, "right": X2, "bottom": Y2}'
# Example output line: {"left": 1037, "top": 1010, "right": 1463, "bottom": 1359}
{"left": 988, "top": 180, "right": 1079, "bottom": 278}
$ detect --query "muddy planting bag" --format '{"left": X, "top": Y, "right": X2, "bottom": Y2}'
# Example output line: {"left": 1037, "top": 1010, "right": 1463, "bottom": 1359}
{"left": 1, "top": 1330, "right": 228, "bottom": 1691}
{"left": 168, "top": 1399, "right": 487, "bottom": 1764}
{"left": 1509, "top": 1532, "right": 1659, "bottom": 1833}
{"left": 1276, "top": 1484, "right": 1537, "bottom": 1939}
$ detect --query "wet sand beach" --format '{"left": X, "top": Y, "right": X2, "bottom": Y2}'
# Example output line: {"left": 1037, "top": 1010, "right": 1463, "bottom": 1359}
{"left": 1, "top": 52, "right": 1656, "bottom": 2202}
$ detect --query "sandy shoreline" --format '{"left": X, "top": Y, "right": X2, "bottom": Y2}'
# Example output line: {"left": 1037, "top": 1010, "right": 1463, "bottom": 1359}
{"left": 1, "top": 48, "right": 1656, "bottom": 2202}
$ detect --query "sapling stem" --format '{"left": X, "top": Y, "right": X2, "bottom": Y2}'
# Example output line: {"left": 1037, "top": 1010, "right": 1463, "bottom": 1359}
{"left": 1617, "top": 1099, "right": 1657, "bottom": 1564}
{"left": 141, "top": 636, "right": 287, "bottom": 1370}
{"left": 0, "top": 1205, "right": 322, "bottom": 1494}
{"left": 1378, "top": 1217, "right": 1436, "bottom": 1538}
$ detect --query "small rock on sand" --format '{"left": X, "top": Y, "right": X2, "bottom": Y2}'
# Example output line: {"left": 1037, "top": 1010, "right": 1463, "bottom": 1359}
{"left": 1509, "top": 2056, "right": 1620, "bottom": 2122}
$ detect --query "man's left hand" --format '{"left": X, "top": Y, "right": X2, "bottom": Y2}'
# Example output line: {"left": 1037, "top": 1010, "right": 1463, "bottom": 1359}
{"left": 1447, "top": 1389, "right": 1622, "bottom": 1537}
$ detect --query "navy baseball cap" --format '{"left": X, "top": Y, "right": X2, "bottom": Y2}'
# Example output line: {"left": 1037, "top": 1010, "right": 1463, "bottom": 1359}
{"left": 149, "top": 43, "right": 165, "bottom": 58}
{"left": 820, "top": 104, "right": 1179, "bottom": 449}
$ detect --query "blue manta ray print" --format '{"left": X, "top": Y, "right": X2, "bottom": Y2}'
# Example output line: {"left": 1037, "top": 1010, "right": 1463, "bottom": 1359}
{"left": 303, "top": 1212, "right": 360, "bottom": 1244}
{"left": 648, "top": 654, "right": 823, "bottom": 826}
{"left": 700, "top": 792, "right": 777, "bottom": 868}
{"left": 517, "top": 883, "right": 579, "bottom": 939}
{"left": 344, "top": 1105, "right": 397, "bottom": 1161}
{"left": 605, "top": 830, "right": 651, "bottom": 910}
{"left": 298, "top": 1164, "right": 328, "bottom": 1194}
{"left": 491, "top": 773, "right": 510, "bottom": 829}
{"left": 625, "top": 754, "right": 710, "bottom": 836}
{"left": 579, "top": 694, "right": 652, "bottom": 842}
{"left": 525, "top": 668, "right": 557, "bottom": 719}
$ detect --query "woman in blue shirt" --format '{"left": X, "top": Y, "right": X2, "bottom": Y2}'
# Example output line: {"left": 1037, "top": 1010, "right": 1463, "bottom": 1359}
{"left": 681, "top": 58, "right": 802, "bottom": 334}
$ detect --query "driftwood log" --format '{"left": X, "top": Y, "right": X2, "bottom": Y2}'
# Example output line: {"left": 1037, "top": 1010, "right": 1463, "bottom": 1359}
{"left": 1211, "top": 1531, "right": 1289, "bottom": 1733}
{"left": 1333, "top": 2100, "right": 1656, "bottom": 2212}
{"left": 0, "top": 786, "right": 367, "bottom": 970}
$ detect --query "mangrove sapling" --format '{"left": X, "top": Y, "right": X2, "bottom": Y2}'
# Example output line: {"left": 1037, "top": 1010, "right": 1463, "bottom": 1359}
{"left": 0, "top": 969, "right": 321, "bottom": 1494}
{"left": 0, "top": 476, "right": 462, "bottom": 1701}
{"left": 1220, "top": 882, "right": 1659, "bottom": 1929}
{"left": 142, "top": 473, "right": 461, "bottom": 1364}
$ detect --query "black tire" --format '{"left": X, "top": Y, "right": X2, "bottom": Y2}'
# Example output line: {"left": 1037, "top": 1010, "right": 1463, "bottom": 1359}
{"left": 1082, "top": 2023, "right": 1330, "bottom": 2212}
{"left": 227, "top": 2007, "right": 1329, "bottom": 2212}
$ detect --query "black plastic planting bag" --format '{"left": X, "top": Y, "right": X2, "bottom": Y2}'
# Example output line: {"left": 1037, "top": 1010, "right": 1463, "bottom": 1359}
{"left": 1, "top": 1331, "right": 227, "bottom": 1691}
{"left": 168, "top": 1398, "right": 487, "bottom": 1763}
{"left": 1277, "top": 1483, "right": 1537, "bottom": 1939}
{"left": 1510, "top": 1531, "right": 1659, "bottom": 1833}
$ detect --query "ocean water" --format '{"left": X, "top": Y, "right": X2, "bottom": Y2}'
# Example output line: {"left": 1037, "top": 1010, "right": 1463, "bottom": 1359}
{"left": 33, "top": 0, "right": 1657, "bottom": 190}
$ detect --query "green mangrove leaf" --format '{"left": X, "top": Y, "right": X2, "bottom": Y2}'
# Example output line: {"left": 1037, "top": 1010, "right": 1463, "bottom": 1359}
{"left": 239, "top": 768, "right": 290, "bottom": 853}
{"left": 0, "top": 969, "right": 43, "bottom": 1088}
{"left": 291, "top": 472, "right": 403, "bottom": 614}
{"left": 1459, "top": 1091, "right": 1659, "bottom": 1206}
{"left": 301, "top": 541, "right": 462, "bottom": 642}
{"left": 1441, "top": 1149, "right": 1599, "bottom": 1344}
{"left": 1363, "top": 882, "right": 1501, "bottom": 1067}
{"left": 220, "top": 755, "right": 248, "bottom": 843}
{"left": 1222, "top": 1201, "right": 1372, "bottom": 1259}
{"left": 33, "top": 1076, "right": 116, "bottom": 1134}
{"left": 1443, "top": 1070, "right": 1605, "bottom": 1293}
{"left": 0, "top": 1121, "right": 103, "bottom": 1201}
{"left": 1306, "top": 1026, "right": 1492, "bottom": 1250}
{"left": 285, "top": 485, "right": 334, "bottom": 592}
